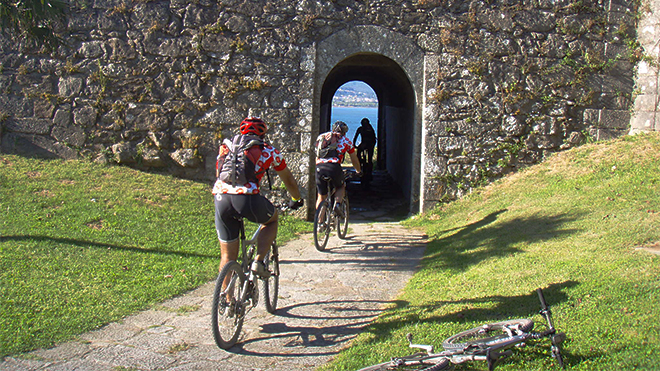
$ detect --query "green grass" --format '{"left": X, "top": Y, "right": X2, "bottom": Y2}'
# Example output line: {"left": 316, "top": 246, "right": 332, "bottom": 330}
{"left": 0, "top": 155, "right": 310, "bottom": 358}
{"left": 325, "top": 132, "right": 660, "bottom": 370}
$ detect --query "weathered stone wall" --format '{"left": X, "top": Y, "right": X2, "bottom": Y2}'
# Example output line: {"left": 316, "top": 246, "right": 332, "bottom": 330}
{"left": 420, "top": 0, "right": 641, "bottom": 204}
{"left": 631, "top": 0, "right": 660, "bottom": 133}
{"left": 0, "top": 0, "right": 642, "bottom": 212}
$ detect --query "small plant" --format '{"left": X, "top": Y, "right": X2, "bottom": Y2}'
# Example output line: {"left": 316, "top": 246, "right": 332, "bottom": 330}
{"left": 241, "top": 76, "right": 270, "bottom": 91}
{"left": 176, "top": 305, "right": 200, "bottom": 314}
{"left": 91, "top": 60, "right": 110, "bottom": 94}
{"left": 167, "top": 342, "right": 193, "bottom": 354}
{"left": 64, "top": 59, "right": 79, "bottom": 74}
{"left": 109, "top": 2, "right": 132, "bottom": 16}
{"left": 180, "top": 135, "right": 201, "bottom": 149}
{"left": 301, "top": 14, "right": 318, "bottom": 31}
{"left": 466, "top": 57, "right": 489, "bottom": 77}
{"left": 148, "top": 21, "right": 162, "bottom": 34}
{"left": 111, "top": 101, "right": 126, "bottom": 114}
{"left": 17, "top": 64, "right": 29, "bottom": 75}
{"left": 41, "top": 92, "right": 63, "bottom": 105}
{"left": 429, "top": 86, "right": 454, "bottom": 104}
{"left": 439, "top": 29, "right": 452, "bottom": 46}
{"left": 202, "top": 22, "right": 226, "bottom": 34}
{"left": 231, "top": 37, "right": 246, "bottom": 52}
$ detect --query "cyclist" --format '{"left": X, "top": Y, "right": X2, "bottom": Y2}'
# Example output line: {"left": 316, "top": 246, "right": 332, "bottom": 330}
{"left": 353, "top": 117, "right": 377, "bottom": 177}
{"left": 314, "top": 120, "right": 362, "bottom": 216}
{"left": 213, "top": 117, "right": 304, "bottom": 278}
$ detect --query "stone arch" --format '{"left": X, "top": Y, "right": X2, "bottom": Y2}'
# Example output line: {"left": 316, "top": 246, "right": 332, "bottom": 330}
{"left": 311, "top": 25, "right": 425, "bottom": 214}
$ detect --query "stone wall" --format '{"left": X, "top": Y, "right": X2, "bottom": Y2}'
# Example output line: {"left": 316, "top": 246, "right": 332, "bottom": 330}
{"left": 0, "top": 0, "right": 642, "bottom": 212}
{"left": 631, "top": 0, "right": 660, "bottom": 133}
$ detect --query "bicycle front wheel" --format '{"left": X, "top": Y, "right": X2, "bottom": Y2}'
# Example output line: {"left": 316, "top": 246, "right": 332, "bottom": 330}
{"left": 259, "top": 240, "right": 279, "bottom": 314}
{"left": 211, "top": 261, "right": 246, "bottom": 349}
{"left": 357, "top": 355, "right": 451, "bottom": 371}
{"left": 313, "top": 200, "right": 331, "bottom": 251}
{"left": 442, "top": 318, "right": 534, "bottom": 351}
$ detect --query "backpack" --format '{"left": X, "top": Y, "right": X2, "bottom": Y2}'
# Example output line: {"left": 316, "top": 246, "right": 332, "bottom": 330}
{"left": 316, "top": 132, "right": 340, "bottom": 159}
{"left": 218, "top": 134, "right": 265, "bottom": 186}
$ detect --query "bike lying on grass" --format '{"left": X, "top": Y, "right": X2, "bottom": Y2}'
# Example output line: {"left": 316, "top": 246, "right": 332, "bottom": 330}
{"left": 210, "top": 208, "right": 283, "bottom": 349}
{"left": 357, "top": 288, "right": 566, "bottom": 371}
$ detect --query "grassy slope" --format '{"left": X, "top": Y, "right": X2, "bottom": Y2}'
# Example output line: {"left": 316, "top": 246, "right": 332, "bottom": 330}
{"left": 0, "top": 155, "right": 309, "bottom": 357}
{"left": 326, "top": 132, "right": 660, "bottom": 370}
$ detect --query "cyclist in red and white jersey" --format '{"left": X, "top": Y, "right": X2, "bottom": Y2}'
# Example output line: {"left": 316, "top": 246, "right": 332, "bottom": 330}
{"left": 314, "top": 121, "right": 362, "bottom": 215}
{"left": 213, "top": 117, "right": 303, "bottom": 277}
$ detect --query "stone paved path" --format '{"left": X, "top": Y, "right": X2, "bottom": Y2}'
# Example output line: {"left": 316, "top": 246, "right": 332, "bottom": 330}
{"left": 1, "top": 222, "right": 426, "bottom": 370}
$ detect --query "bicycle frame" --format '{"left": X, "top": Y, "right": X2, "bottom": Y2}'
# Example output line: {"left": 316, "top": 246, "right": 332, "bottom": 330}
{"left": 237, "top": 218, "right": 264, "bottom": 271}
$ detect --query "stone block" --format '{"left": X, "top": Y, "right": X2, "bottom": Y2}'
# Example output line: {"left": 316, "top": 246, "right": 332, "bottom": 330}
{"left": 629, "top": 111, "right": 656, "bottom": 131}
{"left": 4, "top": 117, "right": 52, "bottom": 134}
{"left": 634, "top": 72, "right": 659, "bottom": 94}
{"left": 52, "top": 124, "right": 86, "bottom": 147}
{"left": 599, "top": 109, "right": 631, "bottom": 129}
{"left": 633, "top": 94, "right": 660, "bottom": 112}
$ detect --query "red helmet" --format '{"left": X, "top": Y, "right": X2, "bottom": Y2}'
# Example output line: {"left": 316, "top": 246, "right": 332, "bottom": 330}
{"left": 239, "top": 117, "right": 267, "bottom": 136}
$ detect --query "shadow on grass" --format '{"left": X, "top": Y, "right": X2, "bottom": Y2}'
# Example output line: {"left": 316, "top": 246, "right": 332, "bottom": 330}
{"left": 424, "top": 209, "right": 581, "bottom": 272}
{"left": 356, "top": 281, "right": 579, "bottom": 366}
{"left": 0, "top": 235, "right": 219, "bottom": 259}
{"left": 362, "top": 281, "right": 578, "bottom": 358}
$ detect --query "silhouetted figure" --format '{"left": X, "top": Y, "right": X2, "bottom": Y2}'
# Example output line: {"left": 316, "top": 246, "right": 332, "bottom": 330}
{"left": 353, "top": 118, "right": 376, "bottom": 187}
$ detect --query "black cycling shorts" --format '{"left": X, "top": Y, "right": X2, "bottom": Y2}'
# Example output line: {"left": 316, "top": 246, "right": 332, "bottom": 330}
{"left": 214, "top": 193, "right": 275, "bottom": 242}
{"left": 315, "top": 162, "right": 344, "bottom": 196}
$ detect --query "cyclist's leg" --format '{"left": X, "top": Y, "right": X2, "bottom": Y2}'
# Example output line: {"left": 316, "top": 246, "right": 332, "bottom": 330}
{"left": 215, "top": 193, "right": 241, "bottom": 272}
{"left": 256, "top": 213, "right": 277, "bottom": 261}
{"left": 366, "top": 145, "right": 374, "bottom": 168}
{"left": 233, "top": 194, "right": 277, "bottom": 261}
{"left": 315, "top": 164, "right": 332, "bottom": 210}
{"left": 330, "top": 164, "right": 346, "bottom": 207}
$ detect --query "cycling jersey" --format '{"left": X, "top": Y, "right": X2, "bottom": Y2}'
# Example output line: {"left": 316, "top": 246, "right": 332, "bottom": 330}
{"left": 213, "top": 143, "right": 286, "bottom": 195}
{"left": 315, "top": 133, "right": 356, "bottom": 164}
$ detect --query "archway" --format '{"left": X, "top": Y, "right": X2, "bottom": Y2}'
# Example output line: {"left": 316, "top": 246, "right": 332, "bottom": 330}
{"left": 320, "top": 54, "right": 415, "bottom": 215}
{"left": 311, "top": 26, "right": 424, "bottom": 216}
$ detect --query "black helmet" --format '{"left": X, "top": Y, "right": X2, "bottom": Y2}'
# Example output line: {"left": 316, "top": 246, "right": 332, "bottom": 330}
{"left": 332, "top": 121, "right": 348, "bottom": 135}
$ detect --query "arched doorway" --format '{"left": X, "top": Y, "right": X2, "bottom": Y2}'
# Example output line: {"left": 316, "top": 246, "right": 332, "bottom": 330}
{"left": 310, "top": 25, "right": 424, "bottom": 216}
{"left": 318, "top": 53, "right": 416, "bottom": 218}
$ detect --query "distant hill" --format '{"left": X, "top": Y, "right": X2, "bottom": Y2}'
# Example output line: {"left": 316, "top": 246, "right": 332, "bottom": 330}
{"left": 333, "top": 81, "right": 377, "bottom": 107}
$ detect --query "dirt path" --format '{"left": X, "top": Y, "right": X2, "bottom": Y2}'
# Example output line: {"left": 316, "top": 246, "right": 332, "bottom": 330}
{"left": 0, "top": 221, "right": 427, "bottom": 371}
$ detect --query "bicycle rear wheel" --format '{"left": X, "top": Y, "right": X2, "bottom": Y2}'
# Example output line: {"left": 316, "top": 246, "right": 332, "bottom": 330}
{"left": 313, "top": 200, "right": 331, "bottom": 251}
{"left": 260, "top": 240, "right": 279, "bottom": 314}
{"left": 211, "top": 261, "right": 246, "bottom": 349}
{"left": 337, "top": 196, "right": 349, "bottom": 239}
{"left": 442, "top": 319, "right": 534, "bottom": 351}
{"left": 357, "top": 355, "right": 451, "bottom": 370}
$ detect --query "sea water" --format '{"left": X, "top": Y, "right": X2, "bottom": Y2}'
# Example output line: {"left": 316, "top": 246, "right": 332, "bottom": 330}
{"left": 330, "top": 106, "right": 378, "bottom": 145}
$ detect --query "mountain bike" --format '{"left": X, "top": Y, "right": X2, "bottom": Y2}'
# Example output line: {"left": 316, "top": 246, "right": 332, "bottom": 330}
{"left": 313, "top": 174, "right": 349, "bottom": 251}
{"left": 357, "top": 288, "right": 566, "bottom": 371}
{"left": 210, "top": 210, "right": 281, "bottom": 349}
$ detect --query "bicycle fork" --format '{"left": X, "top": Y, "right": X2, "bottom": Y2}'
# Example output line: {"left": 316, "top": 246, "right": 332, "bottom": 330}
{"left": 537, "top": 289, "right": 566, "bottom": 368}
